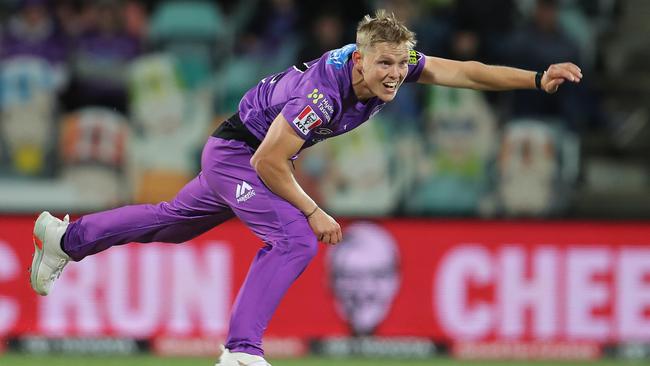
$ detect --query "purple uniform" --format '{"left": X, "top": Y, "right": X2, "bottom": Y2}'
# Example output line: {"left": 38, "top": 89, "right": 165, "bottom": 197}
{"left": 62, "top": 44, "right": 425, "bottom": 356}
{"left": 241, "top": 44, "right": 424, "bottom": 149}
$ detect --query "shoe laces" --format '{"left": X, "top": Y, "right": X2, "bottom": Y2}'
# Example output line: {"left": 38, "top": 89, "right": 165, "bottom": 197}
{"left": 50, "top": 258, "right": 68, "bottom": 280}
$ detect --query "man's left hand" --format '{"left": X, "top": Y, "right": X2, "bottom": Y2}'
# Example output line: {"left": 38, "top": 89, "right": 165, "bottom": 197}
{"left": 542, "top": 62, "right": 583, "bottom": 93}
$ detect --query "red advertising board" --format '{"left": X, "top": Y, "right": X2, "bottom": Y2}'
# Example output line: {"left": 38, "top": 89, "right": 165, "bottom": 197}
{"left": 1, "top": 216, "right": 649, "bottom": 343}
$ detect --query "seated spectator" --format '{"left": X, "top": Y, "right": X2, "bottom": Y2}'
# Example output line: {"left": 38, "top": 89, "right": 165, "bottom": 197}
{"left": 452, "top": 0, "right": 516, "bottom": 64}
{"left": 0, "top": 0, "right": 68, "bottom": 176}
{"left": 65, "top": 0, "right": 140, "bottom": 113}
{"left": 297, "top": 12, "right": 343, "bottom": 63}
{"left": 496, "top": 119, "right": 579, "bottom": 217}
{"left": 1, "top": 0, "right": 69, "bottom": 66}
{"left": 502, "top": 0, "right": 590, "bottom": 130}
{"left": 404, "top": 86, "right": 497, "bottom": 216}
{"left": 237, "top": 0, "right": 308, "bottom": 82}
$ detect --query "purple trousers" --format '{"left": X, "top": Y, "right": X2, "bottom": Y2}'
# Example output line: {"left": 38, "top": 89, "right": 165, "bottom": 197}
{"left": 63, "top": 137, "right": 318, "bottom": 356}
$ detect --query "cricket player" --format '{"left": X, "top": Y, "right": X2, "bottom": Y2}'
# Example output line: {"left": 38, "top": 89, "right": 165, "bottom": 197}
{"left": 29, "top": 10, "right": 582, "bottom": 366}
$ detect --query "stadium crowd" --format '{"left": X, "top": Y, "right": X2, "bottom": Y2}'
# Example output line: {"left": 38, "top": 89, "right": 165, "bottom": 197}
{"left": 2, "top": 0, "right": 647, "bottom": 218}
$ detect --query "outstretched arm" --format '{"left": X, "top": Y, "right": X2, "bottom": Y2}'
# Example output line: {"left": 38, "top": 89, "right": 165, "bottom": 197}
{"left": 250, "top": 113, "right": 342, "bottom": 245}
{"left": 417, "top": 56, "right": 582, "bottom": 93}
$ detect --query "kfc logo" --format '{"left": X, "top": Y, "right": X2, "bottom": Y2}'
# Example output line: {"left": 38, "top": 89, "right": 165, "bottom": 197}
{"left": 292, "top": 106, "right": 322, "bottom": 136}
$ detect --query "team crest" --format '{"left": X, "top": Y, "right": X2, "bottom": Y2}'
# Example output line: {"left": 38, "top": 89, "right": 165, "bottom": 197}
{"left": 408, "top": 50, "right": 421, "bottom": 65}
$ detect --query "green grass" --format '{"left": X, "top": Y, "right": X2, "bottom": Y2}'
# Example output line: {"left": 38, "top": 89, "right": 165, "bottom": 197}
{"left": 0, "top": 354, "right": 644, "bottom": 366}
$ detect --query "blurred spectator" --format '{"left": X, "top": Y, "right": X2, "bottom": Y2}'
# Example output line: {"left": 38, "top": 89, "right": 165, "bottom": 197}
{"left": 0, "top": 0, "right": 68, "bottom": 176}
{"left": 52, "top": 0, "right": 83, "bottom": 38}
{"left": 405, "top": 86, "right": 497, "bottom": 216}
{"left": 64, "top": 0, "right": 140, "bottom": 113}
{"left": 128, "top": 54, "right": 213, "bottom": 203}
{"left": 218, "top": 0, "right": 301, "bottom": 113}
{"left": 148, "top": 0, "right": 226, "bottom": 89}
{"left": 0, "top": 0, "right": 642, "bottom": 218}
{"left": 296, "top": 0, "right": 369, "bottom": 46}
{"left": 236, "top": 0, "right": 298, "bottom": 60}
{"left": 0, "top": 0, "right": 69, "bottom": 65}
{"left": 316, "top": 118, "right": 406, "bottom": 216}
{"left": 297, "top": 12, "right": 343, "bottom": 63}
{"left": 495, "top": 119, "right": 579, "bottom": 216}
{"left": 503, "top": 0, "right": 594, "bottom": 130}
{"left": 451, "top": 0, "right": 516, "bottom": 63}
{"left": 514, "top": 0, "right": 622, "bottom": 56}
{"left": 506, "top": 0, "right": 580, "bottom": 67}
{"left": 123, "top": 0, "right": 148, "bottom": 39}
{"left": 58, "top": 107, "right": 132, "bottom": 206}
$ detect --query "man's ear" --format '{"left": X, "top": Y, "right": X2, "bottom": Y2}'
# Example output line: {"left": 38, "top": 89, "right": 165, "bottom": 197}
{"left": 352, "top": 50, "right": 362, "bottom": 66}
{"left": 352, "top": 50, "right": 364, "bottom": 75}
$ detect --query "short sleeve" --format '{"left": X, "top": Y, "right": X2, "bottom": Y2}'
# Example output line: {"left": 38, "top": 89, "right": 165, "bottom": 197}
{"left": 404, "top": 49, "right": 426, "bottom": 83}
{"left": 281, "top": 84, "right": 337, "bottom": 140}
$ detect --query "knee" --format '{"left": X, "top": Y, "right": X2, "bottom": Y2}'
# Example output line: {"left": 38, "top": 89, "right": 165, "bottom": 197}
{"left": 282, "top": 222, "right": 318, "bottom": 261}
{"left": 158, "top": 200, "right": 181, "bottom": 215}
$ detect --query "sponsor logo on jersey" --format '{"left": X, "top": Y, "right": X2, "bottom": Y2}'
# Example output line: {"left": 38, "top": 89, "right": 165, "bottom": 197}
{"left": 236, "top": 181, "right": 256, "bottom": 203}
{"left": 308, "top": 88, "right": 323, "bottom": 104}
{"left": 313, "top": 127, "right": 333, "bottom": 135}
{"left": 292, "top": 105, "right": 322, "bottom": 135}
{"left": 318, "top": 96, "right": 334, "bottom": 121}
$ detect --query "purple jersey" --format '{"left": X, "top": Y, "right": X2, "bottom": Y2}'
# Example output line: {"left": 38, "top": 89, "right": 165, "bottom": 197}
{"left": 238, "top": 44, "right": 425, "bottom": 150}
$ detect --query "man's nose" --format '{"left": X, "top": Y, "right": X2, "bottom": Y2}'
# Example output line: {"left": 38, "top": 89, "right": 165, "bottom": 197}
{"left": 389, "top": 64, "right": 403, "bottom": 79}
{"left": 389, "top": 64, "right": 400, "bottom": 77}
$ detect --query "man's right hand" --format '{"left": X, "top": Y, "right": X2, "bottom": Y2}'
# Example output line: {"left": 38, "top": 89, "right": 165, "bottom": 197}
{"left": 307, "top": 208, "right": 342, "bottom": 245}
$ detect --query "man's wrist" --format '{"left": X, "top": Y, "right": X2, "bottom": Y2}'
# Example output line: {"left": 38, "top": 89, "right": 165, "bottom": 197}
{"left": 305, "top": 206, "right": 319, "bottom": 219}
{"left": 535, "top": 71, "right": 545, "bottom": 90}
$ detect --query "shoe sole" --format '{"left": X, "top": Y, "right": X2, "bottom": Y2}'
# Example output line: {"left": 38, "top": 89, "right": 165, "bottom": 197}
{"left": 30, "top": 212, "right": 50, "bottom": 296}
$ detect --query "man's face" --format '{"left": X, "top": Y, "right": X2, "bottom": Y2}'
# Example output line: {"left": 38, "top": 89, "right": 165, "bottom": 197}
{"left": 357, "top": 42, "right": 410, "bottom": 102}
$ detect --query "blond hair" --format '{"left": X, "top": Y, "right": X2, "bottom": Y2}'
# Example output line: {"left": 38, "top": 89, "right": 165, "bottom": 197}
{"left": 356, "top": 9, "right": 416, "bottom": 52}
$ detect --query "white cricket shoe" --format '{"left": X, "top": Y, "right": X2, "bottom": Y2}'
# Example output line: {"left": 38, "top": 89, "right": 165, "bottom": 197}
{"left": 215, "top": 345, "right": 272, "bottom": 366}
{"left": 30, "top": 211, "right": 71, "bottom": 296}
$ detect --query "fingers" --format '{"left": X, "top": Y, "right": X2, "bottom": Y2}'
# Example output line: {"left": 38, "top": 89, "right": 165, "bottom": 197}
{"left": 547, "top": 62, "right": 582, "bottom": 83}
{"left": 319, "top": 227, "right": 342, "bottom": 245}
{"left": 566, "top": 63, "right": 582, "bottom": 78}
{"left": 331, "top": 226, "right": 342, "bottom": 245}
{"left": 317, "top": 227, "right": 342, "bottom": 245}
{"left": 320, "top": 233, "right": 330, "bottom": 244}
{"left": 542, "top": 62, "right": 582, "bottom": 94}
{"left": 308, "top": 209, "right": 342, "bottom": 245}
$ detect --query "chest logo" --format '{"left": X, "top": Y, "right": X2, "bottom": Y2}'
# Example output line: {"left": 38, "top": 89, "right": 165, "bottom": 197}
{"left": 308, "top": 88, "right": 324, "bottom": 104}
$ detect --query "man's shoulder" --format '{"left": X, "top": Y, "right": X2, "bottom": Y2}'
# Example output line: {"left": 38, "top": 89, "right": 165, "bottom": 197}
{"left": 325, "top": 44, "right": 356, "bottom": 70}
{"left": 313, "top": 45, "right": 355, "bottom": 97}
